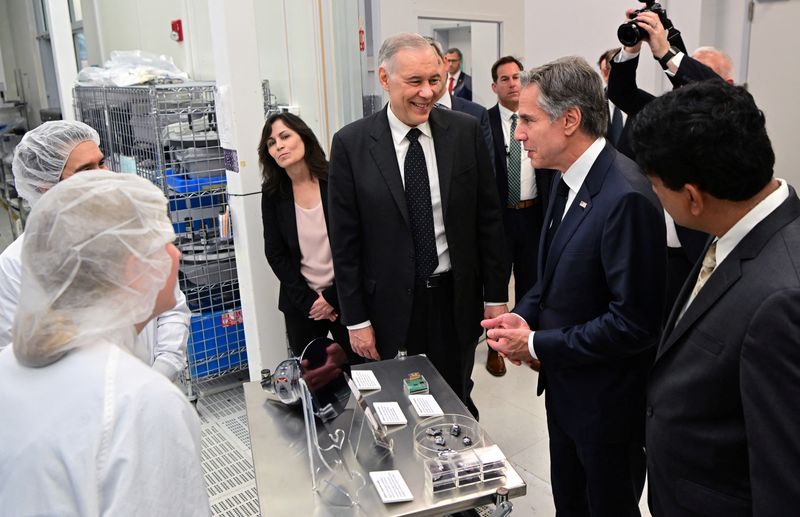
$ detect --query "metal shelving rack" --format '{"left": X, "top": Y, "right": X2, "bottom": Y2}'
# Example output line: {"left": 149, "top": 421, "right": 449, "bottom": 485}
{"left": 74, "top": 83, "right": 248, "bottom": 399}
{"left": 0, "top": 104, "right": 29, "bottom": 240}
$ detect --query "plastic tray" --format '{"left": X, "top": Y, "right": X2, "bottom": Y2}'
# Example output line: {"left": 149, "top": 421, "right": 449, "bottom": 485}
{"left": 166, "top": 168, "right": 226, "bottom": 193}
{"left": 413, "top": 413, "right": 483, "bottom": 459}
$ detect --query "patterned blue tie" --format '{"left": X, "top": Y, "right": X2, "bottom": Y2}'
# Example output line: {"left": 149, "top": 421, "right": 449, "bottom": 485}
{"left": 404, "top": 128, "right": 439, "bottom": 278}
{"left": 507, "top": 114, "right": 521, "bottom": 205}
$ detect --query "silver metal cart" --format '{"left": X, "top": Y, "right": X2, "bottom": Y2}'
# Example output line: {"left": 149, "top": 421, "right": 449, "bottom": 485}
{"left": 245, "top": 355, "right": 526, "bottom": 515}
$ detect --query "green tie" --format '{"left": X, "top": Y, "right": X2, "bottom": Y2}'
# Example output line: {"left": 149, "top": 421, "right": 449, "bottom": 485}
{"left": 508, "top": 113, "right": 521, "bottom": 205}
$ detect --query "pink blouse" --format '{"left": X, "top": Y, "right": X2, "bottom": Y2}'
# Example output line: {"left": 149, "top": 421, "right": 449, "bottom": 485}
{"left": 295, "top": 202, "right": 334, "bottom": 292}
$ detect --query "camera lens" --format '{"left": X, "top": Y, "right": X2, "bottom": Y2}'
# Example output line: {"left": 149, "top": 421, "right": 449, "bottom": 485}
{"left": 617, "top": 22, "right": 643, "bottom": 47}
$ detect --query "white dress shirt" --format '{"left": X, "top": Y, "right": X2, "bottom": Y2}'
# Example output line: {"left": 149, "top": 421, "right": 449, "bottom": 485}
{"left": 526, "top": 137, "right": 606, "bottom": 359}
{"left": 678, "top": 178, "right": 789, "bottom": 318}
{"left": 615, "top": 47, "right": 684, "bottom": 77}
{"left": 386, "top": 104, "right": 452, "bottom": 274}
{"left": 436, "top": 92, "right": 452, "bottom": 109}
{"left": 448, "top": 70, "right": 462, "bottom": 93}
{"left": 664, "top": 210, "right": 683, "bottom": 248}
{"left": 498, "top": 103, "right": 537, "bottom": 201}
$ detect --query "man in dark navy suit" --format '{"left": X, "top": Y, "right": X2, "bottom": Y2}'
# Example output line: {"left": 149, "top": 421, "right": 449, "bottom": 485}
{"left": 445, "top": 48, "right": 472, "bottom": 101}
{"left": 632, "top": 80, "right": 800, "bottom": 517}
{"left": 483, "top": 56, "right": 666, "bottom": 516}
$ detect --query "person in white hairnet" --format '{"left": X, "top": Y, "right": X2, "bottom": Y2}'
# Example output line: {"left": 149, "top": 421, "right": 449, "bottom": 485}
{"left": 0, "top": 120, "right": 190, "bottom": 381}
{"left": 0, "top": 171, "right": 210, "bottom": 515}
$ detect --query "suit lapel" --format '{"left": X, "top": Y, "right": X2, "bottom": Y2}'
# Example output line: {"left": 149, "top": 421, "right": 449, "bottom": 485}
{"left": 369, "top": 108, "right": 409, "bottom": 226}
{"left": 657, "top": 256, "right": 741, "bottom": 360}
{"left": 277, "top": 190, "right": 299, "bottom": 250}
{"left": 488, "top": 105, "right": 507, "bottom": 176}
{"left": 657, "top": 188, "right": 800, "bottom": 361}
{"left": 430, "top": 109, "right": 453, "bottom": 219}
{"left": 540, "top": 145, "right": 612, "bottom": 290}
{"left": 537, "top": 176, "right": 561, "bottom": 281}
{"left": 320, "top": 179, "right": 331, "bottom": 231}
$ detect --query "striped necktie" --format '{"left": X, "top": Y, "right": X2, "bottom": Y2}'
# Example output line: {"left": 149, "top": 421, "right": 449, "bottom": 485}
{"left": 507, "top": 114, "right": 521, "bottom": 205}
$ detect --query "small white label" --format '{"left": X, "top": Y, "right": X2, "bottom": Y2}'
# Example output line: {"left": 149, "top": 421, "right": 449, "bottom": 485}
{"left": 408, "top": 394, "right": 444, "bottom": 417}
{"left": 373, "top": 402, "right": 407, "bottom": 425}
{"left": 352, "top": 370, "right": 381, "bottom": 391}
{"left": 369, "top": 470, "right": 414, "bottom": 503}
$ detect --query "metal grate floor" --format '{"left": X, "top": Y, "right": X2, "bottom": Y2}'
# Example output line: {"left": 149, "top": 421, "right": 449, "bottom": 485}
{"left": 196, "top": 386, "right": 260, "bottom": 516}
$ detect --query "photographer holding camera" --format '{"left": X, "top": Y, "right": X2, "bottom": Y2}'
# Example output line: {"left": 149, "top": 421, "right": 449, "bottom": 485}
{"left": 607, "top": 2, "right": 733, "bottom": 316}
{"left": 608, "top": 2, "right": 732, "bottom": 119}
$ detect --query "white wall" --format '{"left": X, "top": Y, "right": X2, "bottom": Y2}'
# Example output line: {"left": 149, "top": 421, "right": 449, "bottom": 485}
{"left": 81, "top": 0, "right": 215, "bottom": 79}
{"left": 699, "top": 0, "right": 750, "bottom": 84}
{"left": 524, "top": 0, "right": 664, "bottom": 95}
{"left": 471, "top": 22, "right": 499, "bottom": 106}
{"left": 0, "top": 0, "right": 16, "bottom": 99}
{"left": 748, "top": 0, "right": 800, "bottom": 187}
{"left": 373, "top": 0, "right": 524, "bottom": 56}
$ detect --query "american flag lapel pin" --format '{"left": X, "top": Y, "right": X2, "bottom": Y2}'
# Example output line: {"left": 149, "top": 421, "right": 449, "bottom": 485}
{"left": 579, "top": 200, "right": 588, "bottom": 209}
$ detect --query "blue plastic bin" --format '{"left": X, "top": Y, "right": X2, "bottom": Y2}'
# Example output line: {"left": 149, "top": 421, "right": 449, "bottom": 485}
{"left": 188, "top": 308, "right": 247, "bottom": 378}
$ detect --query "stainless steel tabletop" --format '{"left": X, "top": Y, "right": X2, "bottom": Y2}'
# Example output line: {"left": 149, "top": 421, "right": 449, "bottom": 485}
{"left": 244, "top": 355, "right": 526, "bottom": 516}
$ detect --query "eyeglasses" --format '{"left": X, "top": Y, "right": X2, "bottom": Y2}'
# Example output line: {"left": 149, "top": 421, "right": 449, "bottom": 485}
{"left": 446, "top": 58, "right": 460, "bottom": 63}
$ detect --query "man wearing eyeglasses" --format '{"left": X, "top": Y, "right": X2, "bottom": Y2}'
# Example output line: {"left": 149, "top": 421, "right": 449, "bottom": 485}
{"left": 445, "top": 48, "right": 473, "bottom": 101}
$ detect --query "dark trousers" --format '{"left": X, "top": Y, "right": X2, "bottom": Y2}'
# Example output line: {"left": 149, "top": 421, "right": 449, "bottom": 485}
{"left": 547, "top": 410, "right": 644, "bottom": 517}
{"left": 503, "top": 204, "right": 544, "bottom": 303}
{"left": 405, "top": 274, "right": 478, "bottom": 416}
{"left": 283, "top": 309, "right": 355, "bottom": 362}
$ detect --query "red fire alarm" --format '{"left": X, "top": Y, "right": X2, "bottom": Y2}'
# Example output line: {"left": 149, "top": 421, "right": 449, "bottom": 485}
{"left": 170, "top": 19, "right": 183, "bottom": 42}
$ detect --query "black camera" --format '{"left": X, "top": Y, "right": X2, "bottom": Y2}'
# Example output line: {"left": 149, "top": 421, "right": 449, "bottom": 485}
{"left": 617, "top": 0, "right": 670, "bottom": 47}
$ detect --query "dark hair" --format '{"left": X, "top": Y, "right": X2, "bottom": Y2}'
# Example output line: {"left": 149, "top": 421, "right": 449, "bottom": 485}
{"left": 630, "top": 81, "right": 774, "bottom": 201}
{"left": 520, "top": 56, "right": 607, "bottom": 138}
{"left": 491, "top": 56, "right": 523, "bottom": 83}
{"left": 597, "top": 48, "right": 620, "bottom": 69}
{"left": 257, "top": 112, "right": 328, "bottom": 196}
{"left": 446, "top": 48, "right": 463, "bottom": 61}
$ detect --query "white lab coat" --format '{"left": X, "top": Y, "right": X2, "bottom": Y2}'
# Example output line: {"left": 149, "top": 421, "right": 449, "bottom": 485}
{"left": 0, "top": 233, "right": 191, "bottom": 381}
{"left": 0, "top": 343, "right": 210, "bottom": 516}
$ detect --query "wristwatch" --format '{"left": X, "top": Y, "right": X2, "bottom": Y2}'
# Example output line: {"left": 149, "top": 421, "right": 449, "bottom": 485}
{"left": 657, "top": 46, "right": 680, "bottom": 69}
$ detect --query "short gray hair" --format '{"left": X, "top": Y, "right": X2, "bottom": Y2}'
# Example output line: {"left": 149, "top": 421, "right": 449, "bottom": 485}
{"left": 692, "top": 46, "right": 734, "bottom": 82}
{"left": 520, "top": 56, "right": 607, "bottom": 138}
{"left": 378, "top": 33, "right": 433, "bottom": 73}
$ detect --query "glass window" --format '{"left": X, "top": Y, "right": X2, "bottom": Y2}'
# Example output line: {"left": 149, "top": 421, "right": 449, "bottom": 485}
{"left": 74, "top": 31, "right": 88, "bottom": 70}
{"left": 69, "top": 0, "right": 83, "bottom": 23}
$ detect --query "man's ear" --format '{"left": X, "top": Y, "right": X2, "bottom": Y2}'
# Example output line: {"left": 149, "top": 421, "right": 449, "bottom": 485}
{"left": 378, "top": 66, "right": 390, "bottom": 92}
{"left": 563, "top": 107, "right": 581, "bottom": 136}
{"left": 685, "top": 184, "right": 705, "bottom": 216}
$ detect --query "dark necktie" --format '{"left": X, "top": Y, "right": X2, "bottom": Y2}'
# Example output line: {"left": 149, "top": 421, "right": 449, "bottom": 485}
{"left": 609, "top": 105, "right": 623, "bottom": 147}
{"left": 544, "top": 178, "right": 570, "bottom": 259}
{"left": 404, "top": 128, "right": 439, "bottom": 278}
{"left": 507, "top": 114, "right": 521, "bottom": 205}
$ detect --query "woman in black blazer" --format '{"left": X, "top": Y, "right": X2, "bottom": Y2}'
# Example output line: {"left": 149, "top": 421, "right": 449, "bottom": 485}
{"left": 258, "top": 113, "right": 351, "bottom": 359}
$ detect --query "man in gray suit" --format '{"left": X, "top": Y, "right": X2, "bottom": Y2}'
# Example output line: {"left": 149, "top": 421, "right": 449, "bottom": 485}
{"left": 631, "top": 80, "right": 800, "bottom": 515}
